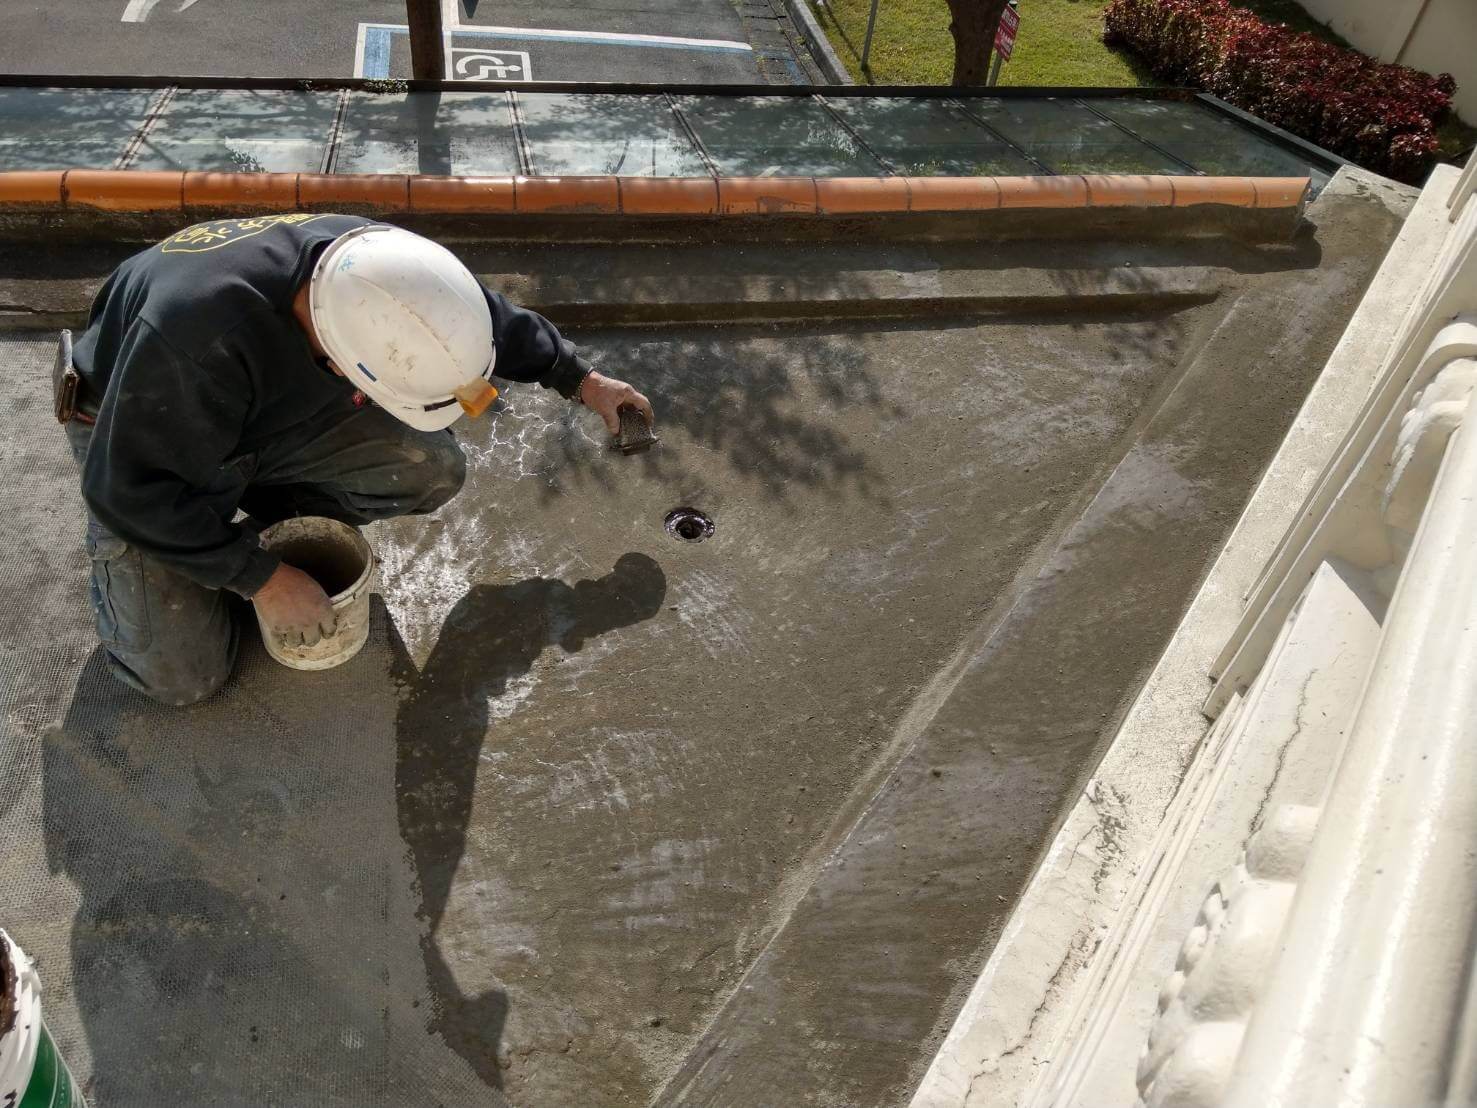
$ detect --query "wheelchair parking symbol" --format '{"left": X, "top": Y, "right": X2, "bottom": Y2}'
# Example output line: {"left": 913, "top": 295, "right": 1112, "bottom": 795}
{"left": 449, "top": 47, "right": 533, "bottom": 81}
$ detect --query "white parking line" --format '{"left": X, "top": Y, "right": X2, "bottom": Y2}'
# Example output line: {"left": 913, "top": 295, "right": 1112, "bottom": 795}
{"left": 121, "top": 0, "right": 203, "bottom": 21}
{"left": 441, "top": 0, "right": 457, "bottom": 72}
{"left": 120, "top": 0, "right": 162, "bottom": 21}
{"left": 444, "top": 23, "right": 753, "bottom": 50}
{"left": 353, "top": 21, "right": 369, "bottom": 80}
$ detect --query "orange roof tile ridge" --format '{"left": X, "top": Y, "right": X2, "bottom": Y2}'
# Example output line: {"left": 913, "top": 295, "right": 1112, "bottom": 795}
{"left": 0, "top": 171, "right": 1311, "bottom": 215}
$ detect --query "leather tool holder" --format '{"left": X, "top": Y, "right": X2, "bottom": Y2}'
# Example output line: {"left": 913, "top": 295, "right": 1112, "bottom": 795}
{"left": 53, "top": 328, "right": 80, "bottom": 424}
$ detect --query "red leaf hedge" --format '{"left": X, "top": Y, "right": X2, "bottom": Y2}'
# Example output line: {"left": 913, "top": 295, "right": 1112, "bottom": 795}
{"left": 1103, "top": 0, "right": 1455, "bottom": 183}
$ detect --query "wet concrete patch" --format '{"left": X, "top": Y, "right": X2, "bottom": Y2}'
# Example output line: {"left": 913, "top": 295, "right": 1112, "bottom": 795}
{"left": 367, "top": 311, "right": 1208, "bottom": 1102}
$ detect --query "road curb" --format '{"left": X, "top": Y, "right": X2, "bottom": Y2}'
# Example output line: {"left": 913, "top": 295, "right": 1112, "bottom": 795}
{"left": 0, "top": 171, "right": 1310, "bottom": 216}
{"left": 780, "top": 0, "right": 852, "bottom": 85}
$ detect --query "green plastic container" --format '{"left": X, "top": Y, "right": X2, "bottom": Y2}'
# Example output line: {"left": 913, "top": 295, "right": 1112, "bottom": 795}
{"left": 1, "top": 931, "right": 86, "bottom": 1108}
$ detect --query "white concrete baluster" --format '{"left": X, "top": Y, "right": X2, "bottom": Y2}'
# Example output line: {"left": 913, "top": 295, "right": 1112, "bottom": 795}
{"left": 1222, "top": 382, "right": 1477, "bottom": 1107}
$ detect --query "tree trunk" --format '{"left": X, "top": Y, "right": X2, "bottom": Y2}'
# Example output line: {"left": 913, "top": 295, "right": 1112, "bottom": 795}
{"left": 406, "top": 0, "right": 446, "bottom": 80}
{"left": 946, "top": 0, "right": 1009, "bottom": 86}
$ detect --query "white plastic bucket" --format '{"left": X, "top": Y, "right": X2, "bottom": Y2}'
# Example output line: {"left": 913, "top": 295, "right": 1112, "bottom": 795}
{"left": 255, "top": 517, "right": 377, "bottom": 671}
{"left": 0, "top": 930, "right": 87, "bottom": 1108}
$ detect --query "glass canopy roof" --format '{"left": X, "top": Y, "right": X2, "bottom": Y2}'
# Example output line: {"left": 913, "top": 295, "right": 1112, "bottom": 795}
{"left": 0, "top": 84, "right": 1342, "bottom": 193}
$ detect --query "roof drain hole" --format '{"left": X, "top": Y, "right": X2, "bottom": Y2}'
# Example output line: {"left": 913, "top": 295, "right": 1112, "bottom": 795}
{"left": 665, "top": 508, "right": 715, "bottom": 544}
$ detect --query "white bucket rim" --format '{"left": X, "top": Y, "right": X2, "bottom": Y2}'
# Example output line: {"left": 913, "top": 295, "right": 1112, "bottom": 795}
{"left": 255, "top": 517, "right": 378, "bottom": 672}
{"left": 0, "top": 930, "right": 42, "bottom": 1103}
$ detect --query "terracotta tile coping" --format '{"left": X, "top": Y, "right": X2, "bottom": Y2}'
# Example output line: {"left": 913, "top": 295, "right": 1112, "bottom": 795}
{"left": 0, "top": 171, "right": 1310, "bottom": 215}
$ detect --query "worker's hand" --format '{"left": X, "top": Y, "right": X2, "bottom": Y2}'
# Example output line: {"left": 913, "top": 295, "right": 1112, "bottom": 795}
{"left": 251, "top": 562, "right": 338, "bottom": 647}
{"left": 579, "top": 371, "right": 654, "bottom": 435}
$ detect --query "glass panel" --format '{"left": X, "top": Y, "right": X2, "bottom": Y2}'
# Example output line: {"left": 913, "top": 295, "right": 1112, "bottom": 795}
{"left": 826, "top": 97, "right": 1038, "bottom": 176}
{"left": 130, "top": 89, "right": 339, "bottom": 173}
{"left": 517, "top": 93, "right": 707, "bottom": 177}
{"left": 1090, "top": 98, "right": 1330, "bottom": 188}
{"left": 0, "top": 87, "right": 154, "bottom": 170}
{"left": 674, "top": 95, "right": 883, "bottom": 177}
{"left": 966, "top": 97, "right": 1186, "bottom": 175}
{"left": 335, "top": 91, "right": 519, "bottom": 175}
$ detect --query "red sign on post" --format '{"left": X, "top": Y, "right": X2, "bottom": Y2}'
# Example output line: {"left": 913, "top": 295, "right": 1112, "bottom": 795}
{"left": 994, "top": 5, "right": 1020, "bottom": 62}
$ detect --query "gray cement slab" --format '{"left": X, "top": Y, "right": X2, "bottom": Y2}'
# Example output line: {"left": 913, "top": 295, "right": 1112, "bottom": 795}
{"left": 0, "top": 186, "right": 1407, "bottom": 1106}
{"left": 653, "top": 178, "right": 1410, "bottom": 1106}
{"left": 0, "top": 0, "right": 410, "bottom": 79}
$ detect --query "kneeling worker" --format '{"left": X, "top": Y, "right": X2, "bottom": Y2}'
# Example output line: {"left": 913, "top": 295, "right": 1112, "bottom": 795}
{"left": 60, "top": 214, "right": 653, "bottom": 706}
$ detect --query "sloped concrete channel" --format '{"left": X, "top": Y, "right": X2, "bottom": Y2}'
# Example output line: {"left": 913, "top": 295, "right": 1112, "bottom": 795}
{"left": 0, "top": 171, "right": 1410, "bottom": 1106}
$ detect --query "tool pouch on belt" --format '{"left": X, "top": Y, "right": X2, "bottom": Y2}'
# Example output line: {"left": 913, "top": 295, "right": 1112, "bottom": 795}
{"left": 53, "top": 328, "right": 80, "bottom": 424}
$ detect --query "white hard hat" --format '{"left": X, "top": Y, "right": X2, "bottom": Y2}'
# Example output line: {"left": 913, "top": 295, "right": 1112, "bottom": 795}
{"left": 308, "top": 225, "right": 498, "bottom": 432}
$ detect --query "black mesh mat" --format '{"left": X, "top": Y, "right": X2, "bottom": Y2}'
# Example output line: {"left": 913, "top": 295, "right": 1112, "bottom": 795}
{"left": 0, "top": 333, "right": 506, "bottom": 1107}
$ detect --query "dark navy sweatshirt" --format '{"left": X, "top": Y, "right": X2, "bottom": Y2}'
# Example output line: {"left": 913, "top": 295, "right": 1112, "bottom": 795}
{"left": 72, "top": 213, "right": 590, "bottom": 598}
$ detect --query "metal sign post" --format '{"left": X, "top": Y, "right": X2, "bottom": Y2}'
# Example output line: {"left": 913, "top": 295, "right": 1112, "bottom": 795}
{"left": 861, "top": 0, "right": 881, "bottom": 73}
{"left": 988, "top": 2, "right": 1019, "bottom": 86}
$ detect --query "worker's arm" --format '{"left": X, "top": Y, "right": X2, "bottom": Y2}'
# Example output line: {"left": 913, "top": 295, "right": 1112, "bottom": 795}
{"left": 480, "top": 287, "right": 653, "bottom": 433}
{"left": 80, "top": 317, "right": 281, "bottom": 598}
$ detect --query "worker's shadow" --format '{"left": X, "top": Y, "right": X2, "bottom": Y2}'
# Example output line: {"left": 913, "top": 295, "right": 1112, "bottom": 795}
{"left": 390, "top": 552, "right": 666, "bottom": 1088}
{"left": 39, "top": 553, "right": 663, "bottom": 1104}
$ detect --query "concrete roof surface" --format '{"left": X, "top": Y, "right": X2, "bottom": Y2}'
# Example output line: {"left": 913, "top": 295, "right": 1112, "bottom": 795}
{"left": 0, "top": 167, "right": 1414, "bottom": 1106}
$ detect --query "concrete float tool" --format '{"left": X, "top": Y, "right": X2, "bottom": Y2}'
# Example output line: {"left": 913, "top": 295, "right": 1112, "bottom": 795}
{"left": 614, "top": 404, "right": 658, "bottom": 455}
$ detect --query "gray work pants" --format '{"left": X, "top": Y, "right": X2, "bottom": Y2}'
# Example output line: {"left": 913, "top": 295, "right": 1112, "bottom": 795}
{"left": 66, "top": 404, "right": 466, "bottom": 706}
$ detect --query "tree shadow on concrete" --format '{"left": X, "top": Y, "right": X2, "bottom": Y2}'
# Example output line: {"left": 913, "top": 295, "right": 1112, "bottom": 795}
{"left": 389, "top": 553, "right": 667, "bottom": 1089}
{"left": 816, "top": 96, "right": 1043, "bottom": 175}
{"left": 0, "top": 86, "right": 346, "bottom": 173}
{"left": 513, "top": 93, "right": 710, "bottom": 176}
{"left": 336, "top": 91, "right": 519, "bottom": 176}
{"left": 665, "top": 94, "right": 885, "bottom": 176}
{"left": 129, "top": 89, "right": 342, "bottom": 173}
{"left": 501, "top": 324, "right": 901, "bottom": 509}
{"left": 0, "top": 87, "right": 156, "bottom": 170}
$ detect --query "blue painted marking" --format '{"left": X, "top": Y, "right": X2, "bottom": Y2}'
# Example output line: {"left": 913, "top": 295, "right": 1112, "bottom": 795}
{"left": 356, "top": 361, "right": 378, "bottom": 381}
{"left": 362, "top": 26, "right": 393, "bottom": 79}
{"left": 364, "top": 24, "right": 752, "bottom": 72}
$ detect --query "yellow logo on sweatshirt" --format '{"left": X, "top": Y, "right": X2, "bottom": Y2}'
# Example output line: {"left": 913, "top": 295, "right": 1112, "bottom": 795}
{"left": 160, "top": 214, "right": 331, "bottom": 254}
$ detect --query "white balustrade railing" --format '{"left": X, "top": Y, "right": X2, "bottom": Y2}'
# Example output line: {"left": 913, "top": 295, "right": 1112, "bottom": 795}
{"left": 1172, "top": 154, "right": 1477, "bottom": 1108}
{"left": 1034, "top": 155, "right": 1476, "bottom": 1108}
{"left": 912, "top": 156, "right": 1477, "bottom": 1108}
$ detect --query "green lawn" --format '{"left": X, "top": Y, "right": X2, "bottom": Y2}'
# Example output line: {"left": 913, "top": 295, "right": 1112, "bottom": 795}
{"left": 807, "top": 0, "right": 1353, "bottom": 87}
{"left": 808, "top": 0, "right": 1156, "bottom": 87}
{"left": 809, "top": 0, "right": 1472, "bottom": 160}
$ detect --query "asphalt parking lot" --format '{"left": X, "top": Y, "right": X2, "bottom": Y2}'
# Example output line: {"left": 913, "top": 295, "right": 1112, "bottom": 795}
{"left": 0, "top": 0, "right": 813, "bottom": 82}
